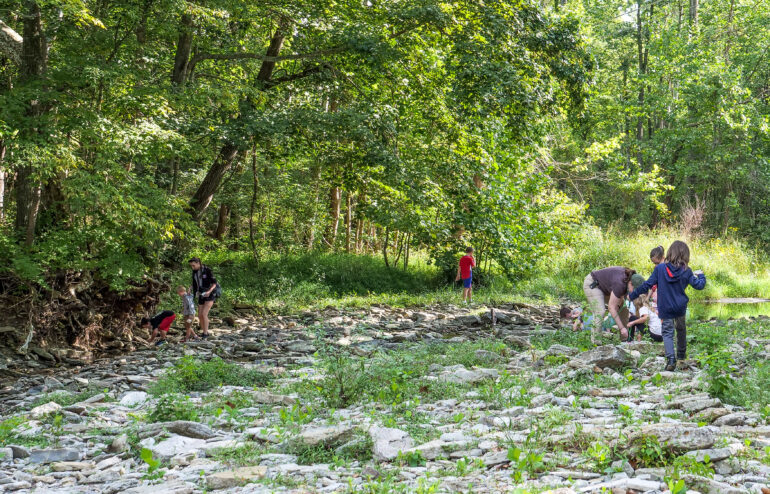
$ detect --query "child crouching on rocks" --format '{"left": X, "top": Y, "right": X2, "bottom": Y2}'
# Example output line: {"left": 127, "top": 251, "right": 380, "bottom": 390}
{"left": 140, "top": 310, "right": 176, "bottom": 346}
{"left": 629, "top": 240, "right": 705, "bottom": 371}
{"left": 627, "top": 294, "right": 663, "bottom": 342}
{"left": 560, "top": 306, "right": 593, "bottom": 331}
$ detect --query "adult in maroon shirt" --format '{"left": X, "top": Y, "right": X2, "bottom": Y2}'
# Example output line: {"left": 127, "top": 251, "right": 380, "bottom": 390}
{"left": 583, "top": 266, "right": 644, "bottom": 344}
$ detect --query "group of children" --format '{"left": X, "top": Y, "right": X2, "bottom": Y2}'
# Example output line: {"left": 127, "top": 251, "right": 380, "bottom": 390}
{"left": 562, "top": 240, "right": 706, "bottom": 371}
{"left": 140, "top": 286, "right": 200, "bottom": 346}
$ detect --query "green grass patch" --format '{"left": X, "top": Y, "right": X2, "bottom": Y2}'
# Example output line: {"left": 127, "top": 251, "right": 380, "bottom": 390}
{"left": 31, "top": 388, "right": 109, "bottom": 409}
{"left": 169, "top": 227, "right": 770, "bottom": 315}
{"left": 150, "top": 357, "right": 274, "bottom": 395}
{"left": 0, "top": 416, "right": 49, "bottom": 448}
{"left": 208, "top": 441, "right": 270, "bottom": 466}
{"left": 286, "top": 432, "right": 374, "bottom": 465}
{"left": 518, "top": 225, "right": 770, "bottom": 303}
{"left": 302, "top": 340, "right": 510, "bottom": 408}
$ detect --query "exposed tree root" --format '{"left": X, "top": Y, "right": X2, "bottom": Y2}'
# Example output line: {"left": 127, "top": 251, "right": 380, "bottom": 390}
{"left": 0, "top": 271, "right": 168, "bottom": 361}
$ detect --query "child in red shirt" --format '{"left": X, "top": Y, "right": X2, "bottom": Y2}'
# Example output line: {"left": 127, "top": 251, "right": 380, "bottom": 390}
{"left": 141, "top": 310, "right": 176, "bottom": 346}
{"left": 455, "top": 247, "right": 476, "bottom": 304}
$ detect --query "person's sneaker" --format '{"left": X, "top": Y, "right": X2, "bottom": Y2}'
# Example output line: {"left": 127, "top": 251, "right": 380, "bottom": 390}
{"left": 155, "top": 340, "right": 166, "bottom": 347}
{"left": 201, "top": 333, "right": 209, "bottom": 340}
{"left": 664, "top": 360, "right": 676, "bottom": 372}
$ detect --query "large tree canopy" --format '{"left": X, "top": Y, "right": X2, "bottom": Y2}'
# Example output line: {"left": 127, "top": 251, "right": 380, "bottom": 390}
{"left": 0, "top": 0, "right": 592, "bottom": 288}
{"left": 1, "top": 0, "right": 768, "bottom": 298}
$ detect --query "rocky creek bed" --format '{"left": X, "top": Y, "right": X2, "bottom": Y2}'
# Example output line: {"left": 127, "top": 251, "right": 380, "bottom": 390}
{"left": 0, "top": 303, "right": 768, "bottom": 493}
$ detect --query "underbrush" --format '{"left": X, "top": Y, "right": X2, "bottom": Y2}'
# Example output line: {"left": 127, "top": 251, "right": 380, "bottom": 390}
{"left": 31, "top": 388, "right": 109, "bottom": 408}
{"left": 0, "top": 416, "right": 50, "bottom": 448}
{"left": 147, "top": 394, "right": 199, "bottom": 422}
{"left": 285, "top": 340, "right": 512, "bottom": 409}
{"left": 168, "top": 226, "right": 770, "bottom": 313}
{"left": 519, "top": 225, "right": 770, "bottom": 303}
{"left": 690, "top": 319, "right": 770, "bottom": 412}
{"left": 150, "top": 357, "right": 273, "bottom": 395}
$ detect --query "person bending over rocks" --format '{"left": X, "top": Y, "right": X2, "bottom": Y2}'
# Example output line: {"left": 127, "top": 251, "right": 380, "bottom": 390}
{"left": 629, "top": 240, "right": 705, "bottom": 371}
{"left": 189, "top": 257, "right": 218, "bottom": 339}
{"left": 140, "top": 310, "right": 176, "bottom": 346}
{"left": 583, "top": 266, "right": 644, "bottom": 344}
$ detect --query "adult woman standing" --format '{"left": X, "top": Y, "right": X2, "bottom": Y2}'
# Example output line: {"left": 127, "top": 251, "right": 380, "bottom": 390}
{"left": 583, "top": 266, "right": 644, "bottom": 344}
{"left": 189, "top": 257, "right": 218, "bottom": 339}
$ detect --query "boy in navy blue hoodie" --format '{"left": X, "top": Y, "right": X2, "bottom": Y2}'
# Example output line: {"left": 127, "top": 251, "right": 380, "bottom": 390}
{"left": 629, "top": 240, "right": 706, "bottom": 371}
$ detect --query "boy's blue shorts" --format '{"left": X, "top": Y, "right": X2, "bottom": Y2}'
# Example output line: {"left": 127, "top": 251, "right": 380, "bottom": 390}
{"left": 462, "top": 276, "right": 472, "bottom": 288}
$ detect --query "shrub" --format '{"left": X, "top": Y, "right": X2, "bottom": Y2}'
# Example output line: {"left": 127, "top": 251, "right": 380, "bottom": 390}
{"left": 147, "top": 394, "right": 199, "bottom": 422}
{"left": 150, "top": 357, "right": 273, "bottom": 395}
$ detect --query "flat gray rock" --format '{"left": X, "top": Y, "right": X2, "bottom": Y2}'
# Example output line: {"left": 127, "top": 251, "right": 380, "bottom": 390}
{"left": 571, "top": 345, "right": 632, "bottom": 370}
{"left": 139, "top": 420, "right": 219, "bottom": 439}
{"left": 29, "top": 448, "right": 83, "bottom": 464}
{"left": 632, "top": 424, "right": 717, "bottom": 452}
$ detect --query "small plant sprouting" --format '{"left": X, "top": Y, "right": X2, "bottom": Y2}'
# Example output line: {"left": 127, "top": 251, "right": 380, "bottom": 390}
{"left": 396, "top": 450, "right": 426, "bottom": 467}
{"left": 140, "top": 448, "right": 165, "bottom": 481}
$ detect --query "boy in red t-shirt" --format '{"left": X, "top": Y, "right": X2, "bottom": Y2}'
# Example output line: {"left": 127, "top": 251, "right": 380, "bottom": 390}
{"left": 140, "top": 310, "right": 176, "bottom": 346}
{"left": 455, "top": 247, "right": 476, "bottom": 304}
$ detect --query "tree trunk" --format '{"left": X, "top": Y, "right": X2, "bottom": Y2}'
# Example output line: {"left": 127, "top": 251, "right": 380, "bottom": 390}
{"left": 189, "top": 143, "right": 239, "bottom": 217}
{"left": 15, "top": 1, "right": 47, "bottom": 245}
{"left": 188, "top": 24, "right": 286, "bottom": 218}
{"left": 393, "top": 231, "right": 403, "bottom": 265}
{"left": 689, "top": 0, "right": 699, "bottom": 27}
{"left": 135, "top": 0, "right": 152, "bottom": 67}
{"left": 170, "top": 157, "right": 179, "bottom": 194}
{"left": 403, "top": 232, "right": 411, "bottom": 270}
{"left": 248, "top": 144, "right": 259, "bottom": 264}
{"left": 345, "top": 192, "right": 352, "bottom": 253}
{"left": 214, "top": 203, "right": 230, "bottom": 239}
{"left": 635, "top": 0, "right": 644, "bottom": 155}
{"left": 0, "top": 141, "right": 5, "bottom": 222}
{"left": 171, "top": 13, "right": 193, "bottom": 85}
{"left": 324, "top": 186, "right": 341, "bottom": 249}
{"left": 724, "top": 0, "right": 734, "bottom": 62}
{"left": 382, "top": 226, "right": 390, "bottom": 267}
{"left": 355, "top": 218, "right": 364, "bottom": 253}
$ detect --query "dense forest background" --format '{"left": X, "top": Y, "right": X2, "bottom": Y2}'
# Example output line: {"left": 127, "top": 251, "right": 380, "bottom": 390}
{"left": 0, "top": 0, "right": 769, "bottom": 336}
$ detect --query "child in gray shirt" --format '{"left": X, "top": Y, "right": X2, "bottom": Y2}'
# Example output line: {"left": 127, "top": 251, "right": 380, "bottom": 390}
{"left": 177, "top": 285, "right": 198, "bottom": 342}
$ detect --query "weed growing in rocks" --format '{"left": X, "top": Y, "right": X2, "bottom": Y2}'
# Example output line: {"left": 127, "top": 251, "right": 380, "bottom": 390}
{"left": 631, "top": 434, "right": 668, "bottom": 467}
{"left": 507, "top": 447, "right": 546, "bottom": 482}
{"left": 147, "top": 394, "right": 199, "bottom": 422}
{"left": 396, "top": 450, "right": 426, "bottom": 467}
{"left": 278, "top": 403, "right": 316, "bottom": 428}
{"left": 286, "top": 432, "right": 373, "bottom": 465}
{"left": 0, "top": 416, "right": 48, "bottom": 447}
{"left": 31, "top": 388, "right": 109, "bottom": 408}
{"left": 150, "top": 356, "right": 274, "bottom": 395}
{"left": 668, "top": 454, "right": 715, "bottom": 479}
{"left": 209, "top": 442, "right": 270, "bottom": 466}
{"left": 140, "top": 448, "right": 166, "bottom": 480}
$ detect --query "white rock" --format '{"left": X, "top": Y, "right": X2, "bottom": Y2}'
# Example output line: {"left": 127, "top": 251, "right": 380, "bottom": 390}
{"left": 150, "top": 435, "right": 206, "bottom": 460}
{"left": 369, "top": 427, "right": 414, "bottom": 462}
{"left": 119, "top": 391, "right": 149, "bottom": 407}
{"left": 30, "top": 402, "right": 62, "bottom": 419}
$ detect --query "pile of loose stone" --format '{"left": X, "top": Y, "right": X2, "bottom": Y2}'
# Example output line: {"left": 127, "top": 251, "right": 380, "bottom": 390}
{"left": 0, "top": 304, "right": 768, "bottom": 494}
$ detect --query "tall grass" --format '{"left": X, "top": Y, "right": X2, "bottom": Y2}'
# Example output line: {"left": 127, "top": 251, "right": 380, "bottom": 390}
{"left": 161, "top": 227, "right": 770, "bottom": 313}
{"left": 518, "top": 225, "right": 770, "bottom": 302}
